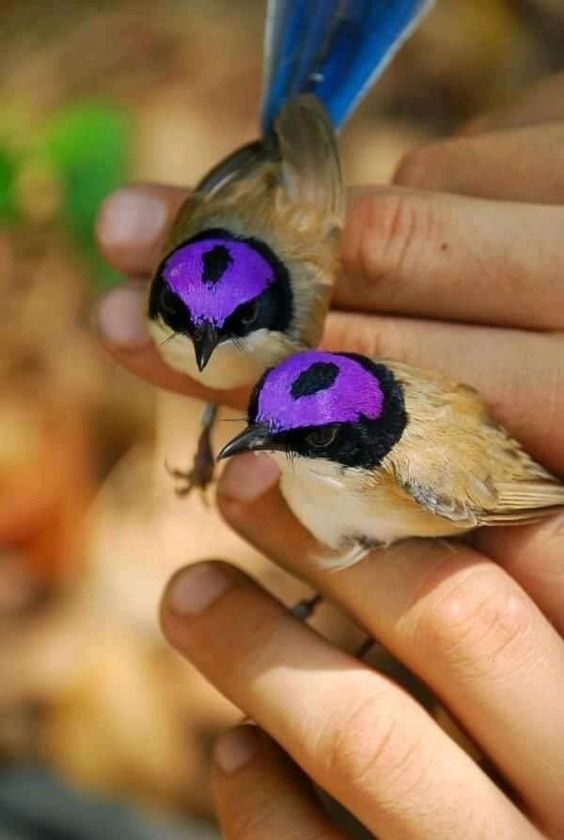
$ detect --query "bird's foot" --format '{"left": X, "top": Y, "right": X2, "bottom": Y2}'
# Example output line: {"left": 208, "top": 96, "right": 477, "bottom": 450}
{"left": 166, "top": 459, "right": 214, "bottom": 503}
{"left": 166, "top": 404, "right": 218, "bottom": 502}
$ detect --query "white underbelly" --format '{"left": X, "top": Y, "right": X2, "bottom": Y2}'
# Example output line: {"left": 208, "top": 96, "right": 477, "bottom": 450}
{"left": 274, "top": 455, "right": 413, "bottom": 552}
{"left": 148, "top": 320, "right": 291, "bottom": 389}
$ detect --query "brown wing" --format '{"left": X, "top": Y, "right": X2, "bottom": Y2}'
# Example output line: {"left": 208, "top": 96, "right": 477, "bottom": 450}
{"left": 383, "top": 361, "right": 564, "bottom": 529}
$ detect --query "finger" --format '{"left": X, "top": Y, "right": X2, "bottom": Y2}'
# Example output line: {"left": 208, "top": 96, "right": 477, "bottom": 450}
{"left": 212, "top": 725, "right": 345, "bottom": 840}
{"left": 94, "top": 284, "right": 247, "bottom": 408}
{"left": 217, "top": 470, "right": 564, "bottom": 835}
{"left": 161, "top": 562, "right": 535, "bottom": 839}
{"left": 322, "top": 311, "right": 564, "bottom": 475}
{"left": 98, "top": 183, "right": 564, "bottom": 332}
{"left": 337, "top": 186, "right": 564, "bottom": 331}
{"left": 473, "top": 514, "right": 564, "bottom": 636}
{"left": 96, "top": 288, "right": 564, "bottom": 472}
{"left": 96, "top": 183, "right": 188, "bottom": 277}
{"left": 462, "top": 71, "right": 564, "bottom": 134}
{"left": 394, "top": 123, "right": 564, "bottom": 204}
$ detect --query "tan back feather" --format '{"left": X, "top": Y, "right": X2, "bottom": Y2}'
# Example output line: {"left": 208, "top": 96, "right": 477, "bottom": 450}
{"left": 383, "top": 361, "right": 564, "bottom": 528}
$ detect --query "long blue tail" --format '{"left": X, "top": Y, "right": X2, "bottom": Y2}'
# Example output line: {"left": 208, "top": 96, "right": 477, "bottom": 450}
{"left": 261, "top": 0, "right": 433, "bottom": 133}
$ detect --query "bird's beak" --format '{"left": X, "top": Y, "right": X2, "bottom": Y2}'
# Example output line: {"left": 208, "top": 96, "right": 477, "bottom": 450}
{"left": 192, "top": 322, "right": 219, "bottom": 371}
{"left": 217, "top": 424, "right": 277, "bottom": 461}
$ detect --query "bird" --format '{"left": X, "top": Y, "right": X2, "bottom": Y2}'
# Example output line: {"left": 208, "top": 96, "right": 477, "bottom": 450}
{"left": 146, "top": 0, "right": 435, "bottom": 497}
{"left": 218, "top": 350, "right": 564, "bottom": 569}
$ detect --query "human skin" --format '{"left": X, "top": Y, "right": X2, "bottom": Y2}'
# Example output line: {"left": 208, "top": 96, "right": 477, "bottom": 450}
{"left": 95, "top": 73, "right": 564, "bottom": 837}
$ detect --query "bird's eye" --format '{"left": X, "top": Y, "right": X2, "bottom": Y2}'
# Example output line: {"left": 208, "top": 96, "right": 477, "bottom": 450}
{"left": 160, "top": 284, "right": 180, "bottom": 314}
{"left": 306, "top": 425, "right": 338, "bottom": 449}
{"left": 239, "top": 300, "right": 259, "bottom": 327}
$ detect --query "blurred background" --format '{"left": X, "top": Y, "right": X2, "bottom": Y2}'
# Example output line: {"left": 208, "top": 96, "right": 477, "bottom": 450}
{"left": 1, "top": 0, "right": 564, "bottom": 836}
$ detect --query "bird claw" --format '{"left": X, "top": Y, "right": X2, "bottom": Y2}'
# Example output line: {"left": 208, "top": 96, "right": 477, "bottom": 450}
{"left": 165, "top": 461, "right": 215, "bottom": 503}
{"left": 355, "top": 636, "right": 375, "bottom": 660}
{"left": 165, "top": 443, "right": 215, "bottom": 500}
{"left": 290, "top": 593, "right": 323, "bottom": 621}
{"left": 165, "top": 406, "right": 217, "bottom": 502}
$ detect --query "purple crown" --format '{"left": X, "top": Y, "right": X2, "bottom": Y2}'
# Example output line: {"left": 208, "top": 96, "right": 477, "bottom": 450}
{"left": 162, "top": 235, "right": 276, "bottom": 327}
{"left": 255, "top": 351, "right": 385, "bottom": 432}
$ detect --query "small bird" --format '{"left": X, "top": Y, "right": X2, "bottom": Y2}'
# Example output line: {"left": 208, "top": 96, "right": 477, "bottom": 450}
{"left": 147, "top": 0, "right": 434, "bottom": 496}
{"left": 219, "top": 350, "right": 564, "bottom": 568}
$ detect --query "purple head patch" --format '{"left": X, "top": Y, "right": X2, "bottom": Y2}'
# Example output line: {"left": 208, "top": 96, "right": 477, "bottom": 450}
{"left": 162, "top": 234, "right": 276, "bottom": 327}
{"left": 254, "top": 351, "right": 385, "bottom": 432}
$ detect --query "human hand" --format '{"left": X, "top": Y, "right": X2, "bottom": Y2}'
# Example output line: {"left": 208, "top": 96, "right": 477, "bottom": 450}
{"left": 99, "top": 74, "right": 564, "bottom": 836}
{"left": 187, "top": 77, "right": 564, "bottom": 829}
{"left": 159, "top": 463, "right": 564, "bottom": 836}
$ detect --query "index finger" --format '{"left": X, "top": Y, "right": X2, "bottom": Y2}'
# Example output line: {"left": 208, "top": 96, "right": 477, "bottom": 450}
{"left": 96, "top": 184, "right": 188, "bottom": 277}
{"left": 98, "top": 182, "right": 564, "bottom": 333}
{"left": 462, "top": 71, "right": 564, "bottom": 135}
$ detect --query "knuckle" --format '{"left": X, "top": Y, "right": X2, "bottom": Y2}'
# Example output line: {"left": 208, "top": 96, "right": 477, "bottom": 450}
{"left": 324, "top": 312, "right": 411, "bottom": 362}
{"left": 507, "top": 512, "right": 564, "bottom": 596}
{"left": 531, "top": 513, "right": 564, "bottom": 578}
{"left": 319, "top": 693, "right": 425, "bottom": 796}
{"left": 394, "top": 145, "right": 437, "bottom": 188}
{"left": 394, "top": 141, "right": 458, "bottom": 190}
{"left": 355, "top": 191, "right": 438, "bottom": 291}
{"left": 411, "top": 568, "right": 535, "bottom": 680}
{"left": 227, "top": 808, "right": 265, "bottom": 837}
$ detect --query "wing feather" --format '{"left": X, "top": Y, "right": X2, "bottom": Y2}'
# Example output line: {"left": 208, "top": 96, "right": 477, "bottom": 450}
{"left": 384, "top": 361, "right": 564, "bottom": 529}
{"left": 273, "top": 94, "right": 343, "bottom": 226}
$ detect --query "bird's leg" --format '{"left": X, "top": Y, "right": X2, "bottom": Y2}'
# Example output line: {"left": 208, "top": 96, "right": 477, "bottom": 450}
{"left": 291, "top": 597, "right": 376, "bottom": 659}
{"left": 166, "top": 403, "right": 218, "bottom": 501}
{"left": 289, "top": 539, "right": 374, "bottom": 624}
{"left": 290, "top": 593, "right": 323, "bottom": 621}
{"left": 356, "top": 636, "right": 376, "bottom": 660}
{"left": 350, "top": 538, "right": 385, "bottom": 660}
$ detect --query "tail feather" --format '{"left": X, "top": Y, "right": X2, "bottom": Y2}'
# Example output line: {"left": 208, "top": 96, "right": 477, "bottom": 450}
{"left": 195, "top": 95, "right": 343, "bottom": 233}
{"left": 274, "top": 95, "right": 343, "bottom": 224}
{"left": 261, "top": 0, "right": 434, "bottom": 132}
{"left": 195, "top": 140, "right": 268, "bottom": 195}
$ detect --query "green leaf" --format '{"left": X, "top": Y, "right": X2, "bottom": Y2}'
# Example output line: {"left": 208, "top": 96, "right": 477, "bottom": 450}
{"left": 41, "top": 102, "right": 130, "bottom": 288}
{"left": 0, "top": 146, "right": 18, "bottom": 221}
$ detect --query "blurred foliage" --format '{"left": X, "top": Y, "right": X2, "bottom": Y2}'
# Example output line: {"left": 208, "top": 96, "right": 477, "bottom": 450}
{"left": 0, "top": 102, "right": 129, "bottom": 289}
{"left": 41, "top": 103, "right": 130, "bottom": 288}
{"left": 0, "top": 148, "right": 18, "bottom": 221}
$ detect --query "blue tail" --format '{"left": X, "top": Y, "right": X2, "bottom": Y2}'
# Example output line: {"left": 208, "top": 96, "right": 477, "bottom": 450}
{"left": 261, "top": 0, "right": 433, "bottom": 133}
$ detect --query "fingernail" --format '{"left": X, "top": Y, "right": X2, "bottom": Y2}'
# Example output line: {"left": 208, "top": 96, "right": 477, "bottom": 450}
{"left": 96, "top": 285, "right": 150, "bottom": 349}
{"left": 214, "top": 726, "right": 259, "bottom": 774}
{"left": 219, "top": 453, "right": 280, "bottom": 502}
{"left": 98, "top": 189, "right": 168, "bottom": 247}
{"left": 167, "top": 562, "right": 233, "bottom": 616}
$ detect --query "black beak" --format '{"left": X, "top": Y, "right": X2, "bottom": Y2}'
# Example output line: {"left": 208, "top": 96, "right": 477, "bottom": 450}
{"left": 192, "top": 322, "right": 219, "bottom": 371}
{"left": 217, "top": 424, "right": 276, "bottom": 461}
